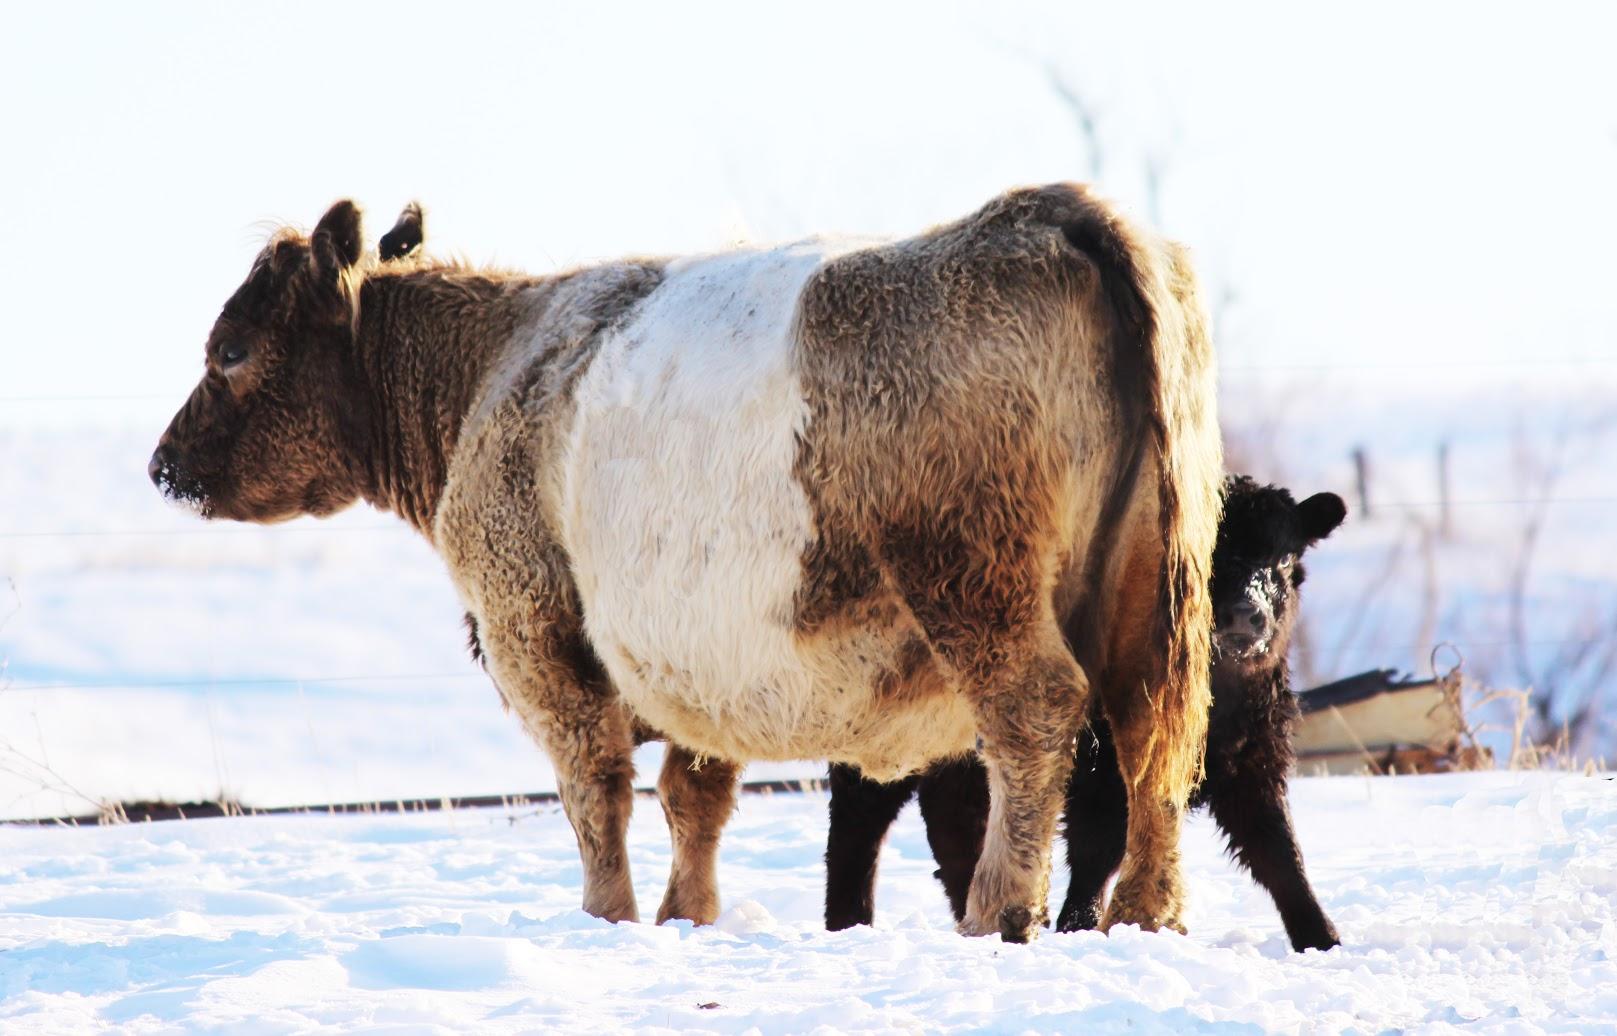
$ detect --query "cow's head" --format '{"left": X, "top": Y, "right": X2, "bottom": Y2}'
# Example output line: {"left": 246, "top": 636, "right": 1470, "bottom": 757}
{"left": 1210, "top": 475, "right": 1346, "bottom": 667}
{"left": 149, "top": 201, "right": 393, "bottom": 523}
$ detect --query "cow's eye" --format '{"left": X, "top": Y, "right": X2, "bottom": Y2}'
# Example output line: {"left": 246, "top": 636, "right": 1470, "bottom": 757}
{"left": 220, "top": 344, "right": 250, "bottom": 369}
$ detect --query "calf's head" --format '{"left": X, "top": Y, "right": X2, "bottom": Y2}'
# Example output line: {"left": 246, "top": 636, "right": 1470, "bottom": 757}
{"left": 1210, "top": 476, "right": 1346, "bottom": 667}
{"left": 149, "top": 201, "right": 372, "bottom": 522}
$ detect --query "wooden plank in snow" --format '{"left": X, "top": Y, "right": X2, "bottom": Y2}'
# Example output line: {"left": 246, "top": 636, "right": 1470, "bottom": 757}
{"left": 1292, "top": 668, "right": 1483, "bottom": 775}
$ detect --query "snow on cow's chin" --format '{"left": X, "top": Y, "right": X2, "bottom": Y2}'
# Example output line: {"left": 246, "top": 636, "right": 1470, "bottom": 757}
{"left": 155, "top": 477, "right": 211, "bottom": 519}
{"left": 1214, "top": 633, "right": 1272, "bottom": 665}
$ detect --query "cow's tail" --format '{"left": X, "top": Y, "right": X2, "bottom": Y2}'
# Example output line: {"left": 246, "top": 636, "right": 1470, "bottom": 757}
{"left": 1057, "top": 185, "right": 1222, "bottom": 804}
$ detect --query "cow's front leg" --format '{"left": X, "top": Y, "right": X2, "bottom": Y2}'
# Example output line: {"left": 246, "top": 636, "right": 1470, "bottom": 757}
{"left": 655, "top": 743, "right": 740, "bottom": 925}
{"left": 487, "top": 620, "right": 641, "bottom": 923}
{"left": 545, "top": 706, "right": 640, "bottom": 922}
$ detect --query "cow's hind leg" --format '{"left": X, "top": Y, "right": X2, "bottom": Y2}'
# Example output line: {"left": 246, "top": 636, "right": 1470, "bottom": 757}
{"left": 915, "top": 757, "right": 990, "bottom": 924}
{"left": 655, "top": 743, "right": 740, "bottom": 925}
{"left": 891, "top": 592, "right": 1086, "bottom": 942}
{"left": 1055, "top": 715, "right": 1129, "bottom": 932}
{"left": 1093, "top": 539, "right": 1207, "bottom": 935}
{"left": 825, "top": 764, "right": 918, "bottom": 930}
{"left": 956, "top": 635, "right": 1088, "bottom": 942}
{"left": 1097, "top": 674, "right": 1192, "bottom": 934}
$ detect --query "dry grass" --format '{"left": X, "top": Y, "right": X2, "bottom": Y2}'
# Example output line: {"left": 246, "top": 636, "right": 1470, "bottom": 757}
{"left": 1469, "top": 683, "right": 1608, "bottom": 773}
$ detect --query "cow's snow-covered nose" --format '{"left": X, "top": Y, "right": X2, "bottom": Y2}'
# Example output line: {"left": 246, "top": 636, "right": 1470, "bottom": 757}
{"left": 1217, "top": 599, "right": 1267, "bottom": 636}
{"left": 147, "top": 445, "right": 173, "bottom": 488}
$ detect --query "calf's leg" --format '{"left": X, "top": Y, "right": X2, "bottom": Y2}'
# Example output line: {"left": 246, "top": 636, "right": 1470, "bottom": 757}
{"left": 824, "top": 764, "right": 919, "bottom": 930}
{"left": 915, "top": 757, "right": 990, "bottom": 924}
{"left": 656, "top": 743, "right": 741, "bottom": 925}
{"left": 1055, "top": 716, "right": 1129, "bottom": 932}
{"left": 1205, "top": 764, "right": 1340, "bottom": 951}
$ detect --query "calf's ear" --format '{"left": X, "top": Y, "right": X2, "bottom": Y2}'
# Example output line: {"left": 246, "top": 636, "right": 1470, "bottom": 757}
{"left": 379, "top": 202, "right": 424, "bottom": 261}
{"left": 310, "top": 200, "right": 364, "bottom": 282}
{"left": 1298, "top": 492, "right": 1347, "bottom": 543}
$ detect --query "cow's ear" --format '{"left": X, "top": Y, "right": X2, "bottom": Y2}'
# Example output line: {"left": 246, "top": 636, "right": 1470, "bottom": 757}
{"left": 379, "top": 202, "right": 424, "bottom": 261}
{"left": 1298, "top": 492, "right": 1347, "bottom": 543}
{"left": 310, "top": 200, "right": 364, "bottom": 282}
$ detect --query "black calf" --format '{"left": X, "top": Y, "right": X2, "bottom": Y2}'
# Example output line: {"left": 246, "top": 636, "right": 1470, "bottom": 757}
{"left": 823, "top": 476, "right": 1347, "bottom": 952}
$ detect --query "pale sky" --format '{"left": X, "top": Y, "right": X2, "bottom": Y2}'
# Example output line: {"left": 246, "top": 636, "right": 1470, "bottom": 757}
{"left": 3, "top": 1, "right": 1615, "bottom": 427}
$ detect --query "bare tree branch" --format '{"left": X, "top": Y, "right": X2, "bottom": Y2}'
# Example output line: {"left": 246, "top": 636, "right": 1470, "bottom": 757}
{"left": 1045, "top": 65, "right": 1104, "bottom": 182}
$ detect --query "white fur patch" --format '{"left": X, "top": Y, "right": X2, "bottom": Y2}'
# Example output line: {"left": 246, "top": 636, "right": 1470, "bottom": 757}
{"left": 560, "top": 238, "right": 975, "bottom": 770}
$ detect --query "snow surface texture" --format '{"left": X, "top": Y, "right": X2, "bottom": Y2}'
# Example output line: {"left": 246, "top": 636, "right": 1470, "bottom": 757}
{"left": 1, "top": 772, "right": 1613, "bottom": 1034}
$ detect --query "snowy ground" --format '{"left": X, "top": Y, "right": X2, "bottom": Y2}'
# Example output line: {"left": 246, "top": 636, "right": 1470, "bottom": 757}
{"left": 3, "top": 3, "right": 1615, "bottom": 1029}
{"left": 1, "top": 771, "right": 1612, "bottom": 1033}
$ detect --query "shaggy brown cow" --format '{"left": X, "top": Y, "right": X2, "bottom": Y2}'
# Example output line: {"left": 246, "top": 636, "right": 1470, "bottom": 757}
{"left": 150, "top": 185, "right": 1221, "bottom": 941}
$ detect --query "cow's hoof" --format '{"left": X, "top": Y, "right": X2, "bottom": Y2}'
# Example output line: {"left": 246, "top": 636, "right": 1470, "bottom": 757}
{"left": 1103, "top": 871, "right": 1184, "bottom": 934}
{"left": 1101, "top": 895, "right": 1183, "bottom": 934}
{"left": 1289, "top": 921, "right": 1342, "bottom": 952}
{"left": 956, "top": 913, "right": 999, "bottom": 937}
{"left": 1000, "top": 905, "right": 1039, "bottom": 943}
{"left": 1054, "top": 899, "right": 1103, "bottom": 933}
{"left": 655, "top": 901, "right": 718, "bottom": 927}
{"left": 582, "top": 890, "right": 641, "bottom": 925}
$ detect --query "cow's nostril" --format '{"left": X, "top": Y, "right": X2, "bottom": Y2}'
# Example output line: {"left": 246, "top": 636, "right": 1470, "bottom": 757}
{"left": 1219, "top": 600, "right": 1263, "bottom": 637}
{"left": 148, "top": 446, "right": 172, "bottom": 487}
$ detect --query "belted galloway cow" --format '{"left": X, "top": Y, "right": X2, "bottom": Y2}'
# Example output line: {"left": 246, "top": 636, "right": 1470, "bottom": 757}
{"left": 150, "top": 185, "right": 1222, "bottom": 940}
